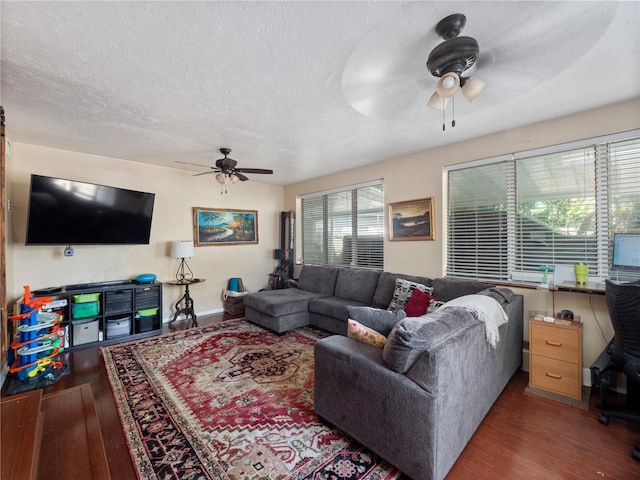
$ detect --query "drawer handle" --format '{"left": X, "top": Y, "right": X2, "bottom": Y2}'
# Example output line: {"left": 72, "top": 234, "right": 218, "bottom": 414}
{"left": 545, "top": 340, "right": 563, "bottom": 347}
{"left": 545, "top": 372, "right": 562, "bottom": 380}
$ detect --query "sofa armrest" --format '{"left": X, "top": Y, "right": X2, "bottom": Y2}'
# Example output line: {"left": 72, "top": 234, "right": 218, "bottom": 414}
{"left": 314, "top": 336, "right": 438, "bottom": 479}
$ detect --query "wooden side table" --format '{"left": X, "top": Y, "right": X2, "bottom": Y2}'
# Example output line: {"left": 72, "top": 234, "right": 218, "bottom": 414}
{"left": 529, "top": 317, "right": 583, "bottom": 400}
{"left": 167, "top": 278, "right": 205, "bottom": 328}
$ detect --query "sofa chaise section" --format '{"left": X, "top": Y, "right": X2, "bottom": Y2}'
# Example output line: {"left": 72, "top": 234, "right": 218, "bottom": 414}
{"left": 244, "top": 265, "right": 339, "bottom": 333}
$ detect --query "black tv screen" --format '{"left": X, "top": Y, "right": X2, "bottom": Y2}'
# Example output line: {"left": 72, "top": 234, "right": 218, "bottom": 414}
{"left": 26, "top": 174, "right": 155, "bottom": 245}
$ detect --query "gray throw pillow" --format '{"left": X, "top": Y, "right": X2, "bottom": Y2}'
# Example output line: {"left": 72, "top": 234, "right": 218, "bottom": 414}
{"left": 382, "top": 315, "right": 437, "bottom": 373}
{"left": 346, "top": 306, "right": 407, "bottom": 337}
{"left": 382, "top": 308, "right": 475, "bottom": 373}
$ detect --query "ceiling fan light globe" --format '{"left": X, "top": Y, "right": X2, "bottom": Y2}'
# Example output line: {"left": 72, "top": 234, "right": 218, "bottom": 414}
{"left": 229, "top": 174, "right": 240, "bottom": 184}
{"left": 215, "top": 173, "right": 226, "bottom": 184}
{"left": 442, "top": 77, "right": 456, "bottom": 89}
{"left": 435, "top": 72, "right": 460, "bottom": 98}
{"left": 461, "top": 77, "right": 486, "bottom": 102}
{"left": 427, "top": 91, "right": 449, "bottom": 110}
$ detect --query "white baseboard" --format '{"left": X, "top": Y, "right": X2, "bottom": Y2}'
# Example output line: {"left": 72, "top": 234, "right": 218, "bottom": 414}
{"left": 162, "top": 308, "right": 224, "bottom": 324}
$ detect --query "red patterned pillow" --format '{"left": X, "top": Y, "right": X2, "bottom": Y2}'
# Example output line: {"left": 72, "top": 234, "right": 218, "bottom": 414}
{"left": 404, "top": 288, "right": 435, "bottom": 317}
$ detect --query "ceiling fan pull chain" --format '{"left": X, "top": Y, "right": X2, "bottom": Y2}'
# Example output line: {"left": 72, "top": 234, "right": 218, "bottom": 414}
{"left": 442, "top": 98, "right": 446, "bottom": 131}
{"left": 452, "top": 96, "right": 456, "bottom": 128}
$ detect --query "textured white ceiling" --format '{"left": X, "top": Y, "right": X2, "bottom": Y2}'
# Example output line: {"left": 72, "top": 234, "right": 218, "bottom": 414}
{"left": 2, "top": 1, "right": 639, "bottom": 185}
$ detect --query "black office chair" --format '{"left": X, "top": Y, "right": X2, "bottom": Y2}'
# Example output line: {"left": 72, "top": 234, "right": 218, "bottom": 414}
{"left": 597, "top": 280, "right": 640, "bottom": 460}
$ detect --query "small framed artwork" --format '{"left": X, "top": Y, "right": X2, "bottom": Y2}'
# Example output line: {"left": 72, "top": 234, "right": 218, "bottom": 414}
{"left": 388, "top": 197, "right": 435, "bottom": 241}
{"left": 193, "top": 207, "right": 258, "bottom": 246}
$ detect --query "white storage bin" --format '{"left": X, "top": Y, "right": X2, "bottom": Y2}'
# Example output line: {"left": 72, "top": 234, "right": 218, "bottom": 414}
{"left": 72, "top": 319, "right": 100, "bottom": 346}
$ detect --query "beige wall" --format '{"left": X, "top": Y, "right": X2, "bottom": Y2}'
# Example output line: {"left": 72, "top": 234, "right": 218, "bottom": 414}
{"left": 284, "top": 98, "right": 640, "bottom": 372}
{"left": 7, "top": 143, "right": 284, "bottom": 319}
{"left": 6, "top": 99, "right": 638, "bottom": 376}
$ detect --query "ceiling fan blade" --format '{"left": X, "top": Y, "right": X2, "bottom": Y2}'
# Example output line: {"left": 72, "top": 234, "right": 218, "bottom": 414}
{"left": 234, "top": 172, "right": 249, "bottom": 182}
{"left": 175, "top": 160, "right": 214, "bottom": 169}
{"left": 193, "top": 170, "right": 218, "bottom": 177}
{"left": 235, "top": 168, "right": 274, "bottom": 175}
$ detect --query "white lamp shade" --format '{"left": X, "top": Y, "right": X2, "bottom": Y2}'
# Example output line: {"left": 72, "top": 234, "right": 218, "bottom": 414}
{"left": 461, "top": 76, "right": 486, "bottom": 102}
{"left": 215, "top": 173, "right": 226, "bottom": 184}
{"left": 170, "top": 240, "right": 194, "bottom": 258}
{"left": 229, "top": 173, "right": 240, "bottom": 184}
{"left": 427, "top": 91, "right": 449, "bottom": 110}
{"left": 435, "top": 72, "right": 460, "bottom": 98}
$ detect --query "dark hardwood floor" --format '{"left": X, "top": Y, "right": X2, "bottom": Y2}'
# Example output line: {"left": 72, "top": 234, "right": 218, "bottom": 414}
{"left": 3, "top": 313, "right": 639, "bottom": 479}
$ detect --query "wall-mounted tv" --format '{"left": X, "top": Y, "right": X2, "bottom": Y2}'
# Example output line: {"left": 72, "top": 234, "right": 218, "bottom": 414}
{"left": 26, "top": 174, "right": 155, "bottom": 245}
{"left": 612, "top": 233, "right": 640, "bottom": 269}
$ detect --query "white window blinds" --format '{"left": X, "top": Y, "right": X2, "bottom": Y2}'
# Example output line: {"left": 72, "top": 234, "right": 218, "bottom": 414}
{"left": 607, "top": 138, "right": 640, "bottom": 282}
{"left": 446, "top": 133, "right": 640, "bottom": 283}
{"left": 515, "top": 147, "right": 598, "bottom": 275}
{"left": 447, "top": 162, "right": 510, "bottom": 281}
{"left": 301, "top": 182, "right": 384, "bottom": 270}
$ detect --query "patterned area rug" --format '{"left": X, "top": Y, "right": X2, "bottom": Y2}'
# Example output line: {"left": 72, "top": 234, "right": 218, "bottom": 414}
{"left": 101, "top": 319, "right": 405, "bottom": 480}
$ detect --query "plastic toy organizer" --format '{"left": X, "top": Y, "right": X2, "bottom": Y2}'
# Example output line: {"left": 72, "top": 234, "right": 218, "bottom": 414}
{"left": 9, "top": 286, "right": 65, "bottom": 383}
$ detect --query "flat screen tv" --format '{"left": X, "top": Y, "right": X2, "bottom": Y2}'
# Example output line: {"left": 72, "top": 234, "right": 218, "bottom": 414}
{"left": 26, "top": 174, "right": 155, "bottom": 245}
{"left": 612, "top": 233, "right": 640, "bottom": 269}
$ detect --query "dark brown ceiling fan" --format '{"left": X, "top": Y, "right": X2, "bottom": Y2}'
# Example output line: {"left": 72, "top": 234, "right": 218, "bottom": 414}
{"left": 426, "top": 13, "right": 486, "bottom": 130}
{"left": 176, "top": 148, "right": 273, "bottom": 193}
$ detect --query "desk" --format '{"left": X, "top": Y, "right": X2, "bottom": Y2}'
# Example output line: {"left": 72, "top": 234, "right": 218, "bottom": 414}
{"left": 556, "top": 281, "right": 605, "bottom": 295}
{"left": 167, "top": 278, "right": 205, "bottom": 327}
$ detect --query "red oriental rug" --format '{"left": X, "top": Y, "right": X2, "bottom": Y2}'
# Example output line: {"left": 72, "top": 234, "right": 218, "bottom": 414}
{"left": 101, "top": 319, "right": 405, "bottom": 480}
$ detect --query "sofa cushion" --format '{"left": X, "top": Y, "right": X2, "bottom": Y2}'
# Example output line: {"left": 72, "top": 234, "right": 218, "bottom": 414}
{"left": 388, "top": 278, "right": 434, "bottom": 312}
{"left": 430, "top": 277, "right": 493, "bottom": 302}
{"left": 382, "top": 308, "right": 476, "bottom": 373}
{"left": 371, "top": 272, "right": 432, "bottom": 309}
{"left": 334, "top": 268, "right": 380, "bottom": 304}
{"left": 346, "top": 306, "right": 406, "bottom": 337}
{"left": 297, "top": 265, "right": 340, "bottom": 295}
{"left": 309, "top": 296, "right": 369, "bottom": 321}
{"left": 243, "top": 288, "right": 325, "bottom": 316}
{"left": 347, "top": 319, "right": 387, "bottom": 348}
{"left": 478, "top": 286, "right": 515, "bottom": 304}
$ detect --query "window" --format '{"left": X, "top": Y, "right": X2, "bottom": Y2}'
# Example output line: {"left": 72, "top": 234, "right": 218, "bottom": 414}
{"left": 446, "top": 133, "right": 640, "bottom": 283}
{"left": 301, "top": 181, "right": 384, "bottom": 270}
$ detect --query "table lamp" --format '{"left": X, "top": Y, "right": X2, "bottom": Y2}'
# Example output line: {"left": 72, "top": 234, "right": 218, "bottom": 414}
{"left": 170, "top": 240, "right": 194, "bottom": 282}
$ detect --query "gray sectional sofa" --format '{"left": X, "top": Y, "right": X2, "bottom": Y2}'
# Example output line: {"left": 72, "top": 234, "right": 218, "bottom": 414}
{"left": 243, "top": 264, "right": 524, "bottom": 480}
{"left": 244, "top": 264, "right": 494, "bottom": 335}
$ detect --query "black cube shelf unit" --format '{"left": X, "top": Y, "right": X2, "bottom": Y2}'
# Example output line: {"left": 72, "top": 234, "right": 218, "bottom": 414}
{"left": 32, "top": 280, "right": 163, "bottom": 349}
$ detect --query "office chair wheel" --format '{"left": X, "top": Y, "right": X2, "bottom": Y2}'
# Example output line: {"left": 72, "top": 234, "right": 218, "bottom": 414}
{"left": 598, "top": 413, "right": 610, "bottom": 425}
{"left": 633, "top": 444, "right": 640, "bottom": 462}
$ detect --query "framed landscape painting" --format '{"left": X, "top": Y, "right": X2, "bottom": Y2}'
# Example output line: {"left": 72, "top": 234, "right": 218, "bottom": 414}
{"left": 388, "top": 197, "right": 435, "bottom": 241}
{"left": 193, "top": 207, "right": 258, "bottom": 246}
